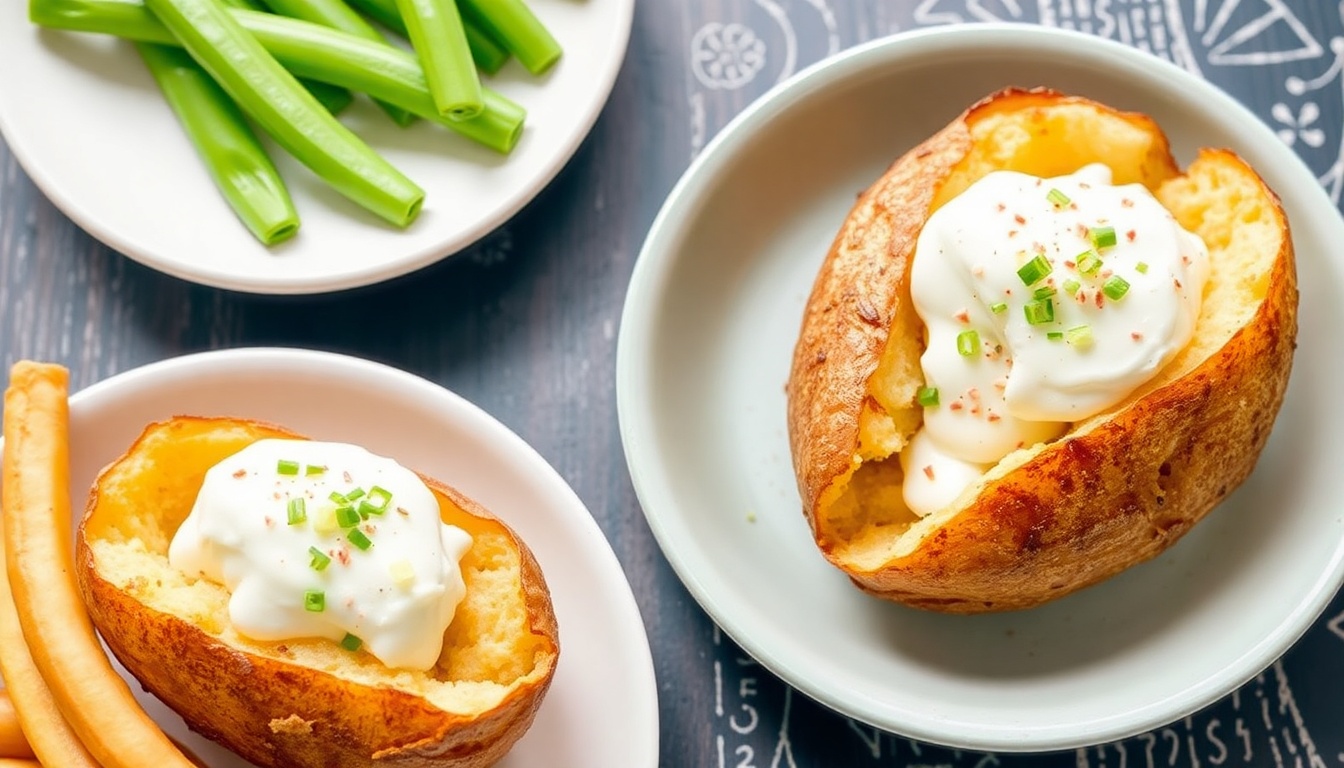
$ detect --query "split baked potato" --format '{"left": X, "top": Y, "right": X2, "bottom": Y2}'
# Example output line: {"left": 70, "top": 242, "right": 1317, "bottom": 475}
{"left": 786, "top": 88, "right": 1298, "bottom": 612}
{"left": 75, "top": 416, "right": 559, "bottom": 767}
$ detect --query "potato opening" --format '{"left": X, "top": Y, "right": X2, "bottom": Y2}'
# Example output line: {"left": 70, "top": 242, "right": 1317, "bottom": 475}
{"left": 82, "top": 418, "right": 553, "bottom": 716}
{"left": 819, "top": 101, "right": 1284, "bottom": 570}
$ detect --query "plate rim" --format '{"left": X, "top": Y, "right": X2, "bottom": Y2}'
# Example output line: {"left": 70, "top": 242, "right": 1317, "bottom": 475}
{"left": 616, "top": 22, "right": 1344, "bottom": 752}
{"left": 62, "top": 346, "right": 660, "bottom": 765}
{"left": 0, "top": 0, "right": 635, "bottom": 295}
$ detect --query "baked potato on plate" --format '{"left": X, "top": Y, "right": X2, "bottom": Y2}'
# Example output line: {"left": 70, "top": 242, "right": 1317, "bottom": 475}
{"left": 617, "top": 25, "right": 1339, "bottom": 751}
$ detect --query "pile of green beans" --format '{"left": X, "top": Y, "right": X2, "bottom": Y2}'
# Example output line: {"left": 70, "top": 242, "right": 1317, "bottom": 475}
{"left": 29, "top": 0, "right": 563, "bottom": 244}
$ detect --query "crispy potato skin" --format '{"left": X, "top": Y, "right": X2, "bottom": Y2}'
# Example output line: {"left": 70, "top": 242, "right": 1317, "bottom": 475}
{"left": 75, "top": 417, "right": 559, "bottom": 767}
{"left": 786, "top": 89, "right": 1298, "bottom": 612}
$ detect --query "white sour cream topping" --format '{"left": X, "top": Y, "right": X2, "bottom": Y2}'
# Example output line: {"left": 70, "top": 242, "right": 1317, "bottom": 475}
{"left": 168, "top": 439, "right": 473, "bottom": 670}
{"left": 902, "top": 165, "right": 1209, "bottom": 517}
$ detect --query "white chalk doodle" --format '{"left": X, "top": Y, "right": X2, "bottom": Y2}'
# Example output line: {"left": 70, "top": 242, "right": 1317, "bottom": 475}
{"left": 913, "top": 0, "right": 1025, "bottom": 25}
{"left": 1271, "top": 100, "right": 1327, "bottom": 146}
{"left": 1282, "top": 27, "right": 1344, "bottom": 202}
{"left": 691, "top": 21, "right": 769, "bottom": 90}
{"left": 1199, "top": 0, "right": 1323, "bottom": 65}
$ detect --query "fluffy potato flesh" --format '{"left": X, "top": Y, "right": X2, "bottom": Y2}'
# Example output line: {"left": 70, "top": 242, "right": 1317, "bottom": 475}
{"left": 76, "top": 417, "right": 559, "bottom": 768}
{"left": 787, "top": 89, "right": 1297, "bottom": 612}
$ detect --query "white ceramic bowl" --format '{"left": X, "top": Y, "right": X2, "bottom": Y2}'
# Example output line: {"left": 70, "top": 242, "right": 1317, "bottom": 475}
{"left": 0, "top": 0, "right": 632, "bottom": 293}
{"left": 617, "top": 24, "right": 1344, "bottom": 752}
{"left": 21, "top": 348, "right": 658, "bottom": 766}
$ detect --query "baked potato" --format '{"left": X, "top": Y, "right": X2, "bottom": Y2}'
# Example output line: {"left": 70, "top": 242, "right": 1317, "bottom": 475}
{"left": 75, "top": 416, "right": 559, "bottom": 767}
{"left": 786, "top": 88, "right": 1298, "bottom": 612}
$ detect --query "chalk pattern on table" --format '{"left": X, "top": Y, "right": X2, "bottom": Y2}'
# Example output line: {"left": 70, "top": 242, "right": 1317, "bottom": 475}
{"left": 689, "top": 1, "right": 1342, "bottom": 765}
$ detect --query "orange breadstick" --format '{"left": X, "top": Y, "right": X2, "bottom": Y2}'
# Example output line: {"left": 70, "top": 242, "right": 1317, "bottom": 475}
{"left": 0, "top": 691, "right": 38, "bottom": 760}
{"left": 0, "top": 760, "right": 40, "bottom": 767}
{"left": 2, "top": 362, "right": 192, "bottom": 768}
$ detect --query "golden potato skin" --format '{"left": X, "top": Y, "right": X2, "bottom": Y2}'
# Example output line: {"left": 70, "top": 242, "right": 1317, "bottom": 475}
{"left": 75, "top": 417, "right": 559, "bottom": 767}
{"left": 786, "top": 89, "right": 1298, "bottom": 612}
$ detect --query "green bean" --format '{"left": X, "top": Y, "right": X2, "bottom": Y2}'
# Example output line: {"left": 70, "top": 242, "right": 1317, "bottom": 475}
{"left": 135, "top": 42, "right": 299, "bottom": 244}
{"left": 214, "top": 0, "right": 356, "bottom": 114}
{"left": 30, "top": 0, "right": 527, "bottom": 153}
{"left": 458, "top": 0, "right": 559, "bottom": 75}
{"left": 141, "top": 0, "right": 424, "bottom": 226}
{"left": 344, "top": 0, "right": 510, "bottom": 75}
{"left": 257, "top": 0, "right": 415, "bottom": 125}
{"left": 394, "top": 0, "right": 480, "bottom": 118}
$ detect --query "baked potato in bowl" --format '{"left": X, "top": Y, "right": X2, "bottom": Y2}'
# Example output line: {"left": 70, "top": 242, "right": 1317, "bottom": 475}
{"left": 786, "top": 88, "right": 1297, "bottom": 613}
{"left": 75, "top": 416, "right": 559, "bottom": 768}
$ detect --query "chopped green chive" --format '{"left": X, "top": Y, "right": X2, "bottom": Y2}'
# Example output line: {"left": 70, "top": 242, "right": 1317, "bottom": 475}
{"left": 286, "top": 497, "right": 307, "bottom": 526}
{"left": 358, "top": 499, "right": 384, "bottom": 518}
{"left": 276, "top": 459, "right": 300, "bottom": 476}
{"left": 916, "top": 386, "right": 940, "bottom": 408}
{"left": 1089, "top": 226, "right": 1118, "bottom": 251}
{"left": 1046, "top": 188, "right": 1071, "bottom": 208}
{"left": 1102, "top": 275, "right": 1131, "bottom": 301}
{"left": 303, "top": 590, "right": 325, "bottom": 612}
{"left": 1076, "top": 251, "right": 1103, "bottom": 275}
{"left": 989, "top": 301, "right": 1008, "bottom": 314}
{"left": 1032, "top": 285, "right": 1057, "bottom": 300}
{"left": 329, "top": 491, "right": 348, "bottom": 505}
{"left": 1017, "top": 254, "right": 1052, "bottom": 286}
{"left": 1023, "top": 298, "right": 1055, "bottom": 326}
{"left": 335, "top": 505, "right": 360, "bottom": 529}
{"left": 366, "top": 486, "right": 392, "bottom": 510}
{"left": 345, "top": 487, "right": 366, "bottom": 502}
{"left": 1136, "top": 261, "right": 1149, "bottom": 274}
{"left": 347, "top": 528, "right": 373, "bottom": 551}
{"left": 1066, "top": 324, "right": 1094, "bottom": 347}
{"left": 305, "top": 464, "right": 327, "bottom": 476}
{"left": 308, "top": 546, "right": 331, "bottom": 571}
{"left": 956, "top": 329, "right": 981, "bottom": 357}
{"left": 340, "top": 633, "right": 362, "bottom": 652}
{"left": 1047, "top": 331, "right": 1064, "bottom": 340}
{"left": 1062, "top": 278, "right": 1081, "bottom": 296}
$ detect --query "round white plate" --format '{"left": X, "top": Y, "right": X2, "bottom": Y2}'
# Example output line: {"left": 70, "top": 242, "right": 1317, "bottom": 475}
{"left": 0, "top": 0, "right": 631, "bottom": 294}
{"left": 617, "top": 25, "right": 1344, "bottom": 753}
{"left": 50, "top": 348, "right": 657, "bottom": 766}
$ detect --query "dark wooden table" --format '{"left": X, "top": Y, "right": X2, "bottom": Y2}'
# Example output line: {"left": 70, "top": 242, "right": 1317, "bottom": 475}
{"left": 4, "top": 1, "right": 1344, "bottom": 766}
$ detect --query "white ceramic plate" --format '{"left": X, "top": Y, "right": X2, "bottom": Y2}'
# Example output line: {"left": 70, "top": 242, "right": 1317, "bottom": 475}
{"left": 0, "top": 0, "right": 631, "bottom": 294}
{"left": 35, "top": 348, "right": 657, "bottom": 766}
{"left": 617, "top": 25, "right": 1344, "bottom": 753}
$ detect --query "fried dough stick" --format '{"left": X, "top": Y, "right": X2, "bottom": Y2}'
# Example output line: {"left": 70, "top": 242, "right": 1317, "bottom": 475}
{"left": 2, "top": 362, "right": 191, "bottom": 768}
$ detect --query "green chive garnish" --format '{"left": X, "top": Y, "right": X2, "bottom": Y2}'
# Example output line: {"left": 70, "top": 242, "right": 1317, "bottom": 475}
{"left": 308, "top": 546, "right": 331, "bottom": 571}
{"left": 1089, "top": 226, "right": 1118, "bottom": 251}
{"left": 1102, "top": 275, "right": 1131, "bottom": 301}
{"left": 1076, "top": 251, "right": 1103, "bottom": 275}
{"left": 305, "top": 464, "right": 327, "bottom": 476}
{"left": 276, "top": 459, "right": 300, "bottom": 476}
{"left": 989, "top": 301, "right": 1008, "bottom": 314}
{"left": 366, "top": 486, "right": 392, "bottom": 511}
{"left": 358, "top": 499, "right": 384, "bottom": 518}
{"left": 340, "top": 633, "right": 362, "bottom": 652}
{"left": 335, "top": 505, "right": 360, "bottom": 528}
{"left": 1023, "top": 298, "right": 1055, "bottom": 326}
{"left": 1017, "top": 254, "right": 1052, "bottom": 286}
{"left": 1032, "top": 285, "right": 1057, "bottom": 299}
{"left": 1046, "top": 188, "right": 1071, "bottom": 208}
{"left": 286, "top": 497, "right": 307, "bottom": 526}
{"left": 345, "top": 487, "right": 366, "bottom": 502}
{"left": 303, "top": 590, "right": 325, "bottom": 612}
{"left": 956, "top": 329, "right": 981, "bottom": 357}
{"left": 1066, "top": 325, "right": 1094, "bottom": 347}
{"left": 329, "top": 491, "right": 348, "bottom": 505}
{"left": 1062, "top": 278, "right": 1081, "bottom": 296}
{"left": 1136, "top": 262, "right": 1149, "bottom": 274}
{"left": 347, "top": 528, "right": 373, "bottom": 551}
{"left": 916, "top": 386, "right": 940, "bottom": 407}
{"left": 1047, "top": 331, "right": 1064, "bottom": 340}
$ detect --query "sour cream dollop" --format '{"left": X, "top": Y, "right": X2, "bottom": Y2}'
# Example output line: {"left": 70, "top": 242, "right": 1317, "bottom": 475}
{"left": 902, "top": 165, "right": 1209, "bottom": 518}
{"left": 168, "top": 439, "right": 473, "bottom": 671}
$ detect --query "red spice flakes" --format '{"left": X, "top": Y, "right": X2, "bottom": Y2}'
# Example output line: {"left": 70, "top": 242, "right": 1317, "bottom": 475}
{"left": 1174, "top": 278, "right": 1183, "bottom": 290}
{"left": 1121, "top": 198, "right": 1134, "bottom": 208}
{"left": 1078, "top": 182, "right": 1092, "bottom": 190}
{"left": 1014, "top": 214, "right": 1027, "bottom": 225}
{"left": 987, "top": 412, "right": 1002, "bottom": 422}
{"left": 1126, "top": 229, "right": 1137, "bottom": 242}
{"left": 993, "top": 377, "right": 1007, "bottom": 390}
{"left": 396, "top": 506, "right": 410, "bottom": 516}
{"left": 1100, "top": 268, "right": 1113, "bottom": 279}
{"left": 232, "top": 468, "right": 247, "bottom": 479}
{"left": 996, "top": 202, "right": 1006, "bottom": 212}
{"left": 336, "top": 548, "right": 352, "bottom": 567}
{"left": 1182, "top": 255, "right": 1191, "bottom": 265}
{"left": 364, "top": 524, "right": 377, "bottom": 535}
{"left": 923, "top": 465, "right": 935, "bottom": 481}
{"left": 967, "top": 387, "right": 981, "bottom": 402}
{"left": 1063, "top": 259, "right": 1076, "bottom": 269}
{"left": 949, "top": 401, "right": 964, "bottom": 412}
{"left": 1131, "top": 331, "right": 1144, "bottom": 341}
{"left": 1008, "top": 230, "right": 1019, "bottom": 238}
{"left": 263, "top": 516, "right": 275, "bottom": 528}
{"left": 972, "top": 264, "right": 985, "bottom": 277}
{"left": 953, "top": 308, "right": 970, "bottom": 324}
{"left": 1094, "top": 291, "right": 1105, "bottom": 309}
{"left": 1074, "top": 223, "right": 1090, "bottom": 239}
{"left": 343, "top": 471, "right": 353, "bottom": 484}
